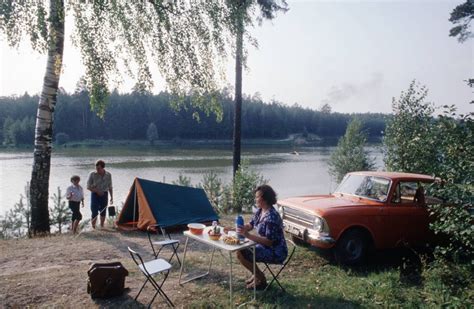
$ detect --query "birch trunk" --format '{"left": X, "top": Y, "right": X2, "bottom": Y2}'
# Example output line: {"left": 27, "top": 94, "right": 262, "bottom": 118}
{"left": 30, "top": 0, "right": 65, "bottom": 235}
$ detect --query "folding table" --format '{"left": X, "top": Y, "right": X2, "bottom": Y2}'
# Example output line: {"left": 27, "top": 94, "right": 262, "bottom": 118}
{"left": 178, "top": 229, "right": 256, "bottom": 306}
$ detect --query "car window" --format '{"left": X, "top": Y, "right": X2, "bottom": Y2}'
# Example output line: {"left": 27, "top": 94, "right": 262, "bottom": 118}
{"left": 335, "top": 174, "right": 390, "bottom": 201}
{"left": 391, "top": 181, "right": 435, "bottom": 205}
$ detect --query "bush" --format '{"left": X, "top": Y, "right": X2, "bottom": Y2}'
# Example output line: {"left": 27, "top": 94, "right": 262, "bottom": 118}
{"left": 49, "top": 187, "right": 70, "bottom": 234}
{"left": 383, "top": 82, "right": 473, "bottom": 262}
{"left": 328, "top": 118, "right": 375, "bottom": 182}
{"left": 200, "top": 171, "right": 223, "bottom": 213}
{"left": 230, "top": 161, "right": 267, "bottom": 213}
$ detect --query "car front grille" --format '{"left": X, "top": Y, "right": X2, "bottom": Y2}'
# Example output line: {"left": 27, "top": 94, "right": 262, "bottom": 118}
{"left": 281, "top": 206, "right": 315, "bottom": 229}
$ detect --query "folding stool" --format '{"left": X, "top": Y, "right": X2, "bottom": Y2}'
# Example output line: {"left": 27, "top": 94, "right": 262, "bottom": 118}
{"left": 147, "top": 224, "right": 181, "bottom": 266}
{"left": 262, "top": 239, "right": 296, "bottom": 292}
{"left": 128, "top": 247, "right": 174, "bottom": 308}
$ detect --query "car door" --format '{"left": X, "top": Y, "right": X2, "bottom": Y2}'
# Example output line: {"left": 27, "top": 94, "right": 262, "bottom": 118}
{"left": 381, "top": 180, "right": 431, "bottom": 247}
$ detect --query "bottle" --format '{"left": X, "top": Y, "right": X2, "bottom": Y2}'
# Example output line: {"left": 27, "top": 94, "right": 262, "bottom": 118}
{"left": 235, "top": 215, "right": 245, "bottom": 241}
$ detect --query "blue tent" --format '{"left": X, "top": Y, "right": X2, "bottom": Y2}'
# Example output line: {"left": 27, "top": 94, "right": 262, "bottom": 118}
{"left": 117, "top": 178, "right": 218, "bottom": 230}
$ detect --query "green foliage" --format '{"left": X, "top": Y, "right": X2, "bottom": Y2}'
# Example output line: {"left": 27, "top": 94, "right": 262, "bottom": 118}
{"left": 383, "top": 81, "right": 439, "bottom": 175}
{"left": 384, "top": 82, "right": 473, "bottom": 261}
{"left": 55, "top": 132, "right": 70, "bottom": 145}
{"left": 328, "top": 118, "right": 375, "bottom": 182}
{"left": 0, "top": 183, "right": 31, "bottom": 239}
{"left": 230, "top": 161, "right": 267, "bottom": 213}
{"left": 49, "top": 187, "right": 70, "bottom": 234}
{"left": 449, "top": 0, "right": 474, "bottom": 43}
{"left": 172, "top": 174, "right": 192, "bottom": 187}
{"left": 427, "top": 106, "right": 474, "bottom": 262}
{"left": 146, "top": 122, "right": 158, "bottom": 145}
{"left": 2, "top": 116, "right": 35, "bottom": 146}
{"left": 200, "top": 171, "right": 223, "bottom": 213}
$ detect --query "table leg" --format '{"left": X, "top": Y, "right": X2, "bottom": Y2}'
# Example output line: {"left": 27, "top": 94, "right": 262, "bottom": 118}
{"left": 178, "top": 236, "right": 189, "bottom": 285}
{"left": 253, "top": 246, "right": 256, "bottom": 301}
{"left": 179, "top": 238, "right": 216, "bottom": 285}
{"left": 229, "top": 252, "right": 233, "bottom": 306}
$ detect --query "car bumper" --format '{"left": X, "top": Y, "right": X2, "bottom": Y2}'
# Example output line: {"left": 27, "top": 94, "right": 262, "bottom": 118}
{"left": 284, "top": 221, "right": 336, "bottom": 248}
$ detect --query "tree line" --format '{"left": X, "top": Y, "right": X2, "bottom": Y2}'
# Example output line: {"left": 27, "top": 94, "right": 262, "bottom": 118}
{"left": 0, "top": 90, "right": 388, "bottom": 146}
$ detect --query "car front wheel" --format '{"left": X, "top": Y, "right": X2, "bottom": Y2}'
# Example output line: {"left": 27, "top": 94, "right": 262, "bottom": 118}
{"left": 334, "top": 229, "right": 369, "bottom": 265}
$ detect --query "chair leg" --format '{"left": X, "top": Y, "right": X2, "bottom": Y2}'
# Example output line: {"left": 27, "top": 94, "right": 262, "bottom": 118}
{"left": 135, "top": 277, "right": 150, "bottom": 300}
{"left": 263, "top": 264, "right": 285, "bottom": 292}
{"left": 170, "top": 244, "right": 181, "bottom": 266}
{"left": 148, "top": 271, "right": 174, "bottom": 307}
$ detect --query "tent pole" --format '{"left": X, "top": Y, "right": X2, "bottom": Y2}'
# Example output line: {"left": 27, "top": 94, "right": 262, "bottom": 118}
{"left": 133, "top": 180, "right": 137, "bottom": 229}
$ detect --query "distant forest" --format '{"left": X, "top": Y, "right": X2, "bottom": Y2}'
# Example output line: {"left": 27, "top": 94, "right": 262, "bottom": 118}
{"left": 0, "top": 90, "right": 388, "bottom": 146}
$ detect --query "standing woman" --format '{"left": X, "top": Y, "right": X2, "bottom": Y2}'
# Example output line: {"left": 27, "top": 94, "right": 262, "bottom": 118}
{"left": 236, "top": 184, "right": 288, "bottom": 290}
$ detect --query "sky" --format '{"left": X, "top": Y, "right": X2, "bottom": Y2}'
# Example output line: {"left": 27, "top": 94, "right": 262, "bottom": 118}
{"left": 0, "top": 0, "right": 472, "bottom": 114}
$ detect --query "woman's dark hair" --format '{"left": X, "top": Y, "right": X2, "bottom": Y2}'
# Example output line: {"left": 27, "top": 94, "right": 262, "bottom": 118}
{"left": 95, "top": 160, "right": 105, "bottom": 168}
{"left": 255, "top": 184, "right": 277, "bottom": 205}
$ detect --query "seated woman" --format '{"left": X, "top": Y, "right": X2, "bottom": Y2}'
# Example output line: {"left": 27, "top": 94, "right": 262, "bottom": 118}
{"left": 235, "top": 185, "right": 288, "bottom": 290}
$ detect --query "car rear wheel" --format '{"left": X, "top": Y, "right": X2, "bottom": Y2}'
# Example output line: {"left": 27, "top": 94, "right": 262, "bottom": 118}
{"left": 334, "top": 229, "right": 368, "bottom": 265}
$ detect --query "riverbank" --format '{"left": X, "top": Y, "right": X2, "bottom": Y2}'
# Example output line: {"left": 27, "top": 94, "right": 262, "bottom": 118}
{"left": 1, "top": 215, "right": 472, "bottom": 308}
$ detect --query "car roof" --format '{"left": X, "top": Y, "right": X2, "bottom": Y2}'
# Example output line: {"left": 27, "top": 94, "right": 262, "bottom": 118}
{"left": 348, "top": 171, "right": 435, "bottom": 181}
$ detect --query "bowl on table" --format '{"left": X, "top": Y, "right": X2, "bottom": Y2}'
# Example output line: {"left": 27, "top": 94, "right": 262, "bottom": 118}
{"left": 187, "top": 223, "right": 206, "bottom": 235}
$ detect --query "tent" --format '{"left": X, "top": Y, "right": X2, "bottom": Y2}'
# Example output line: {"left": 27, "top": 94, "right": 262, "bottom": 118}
{"left": 117, "top": 178, "right": 219, "bottom": 230}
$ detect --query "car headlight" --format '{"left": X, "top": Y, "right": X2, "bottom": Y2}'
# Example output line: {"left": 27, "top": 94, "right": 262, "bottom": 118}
{"left": 313, "top": 216, "right": 323, "bottom": 232}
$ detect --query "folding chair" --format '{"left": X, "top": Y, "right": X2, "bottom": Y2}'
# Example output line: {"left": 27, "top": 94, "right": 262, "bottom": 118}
{"left": 147, "top": 224, "right": 181, "bottom": 266}
{"left": 128, "top": 247, "right": 174, "bottom": 308}
{"left": 262, "top": 238, "right": 296, "bottom": 292}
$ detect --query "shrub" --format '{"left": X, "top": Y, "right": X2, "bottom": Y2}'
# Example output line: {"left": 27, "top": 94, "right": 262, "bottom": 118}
{"left": 328, "top": 118, "right": 375, "bottom": 182}
{"left": 200, "top": 171, "right": 223, "bottom": 213}
{"left": 172, "top": 174, "right": 192, "bottom": 187}
{"left": 230, "top": 161, "right": 267, "bottom": 213}
{"left": 49, "top": 187, "right": 70, "bottom": 234}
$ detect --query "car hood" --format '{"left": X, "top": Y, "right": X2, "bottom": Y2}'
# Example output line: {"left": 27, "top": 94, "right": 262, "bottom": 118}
{"left": 279, "top": 195, "right": 376, "bottom": 214}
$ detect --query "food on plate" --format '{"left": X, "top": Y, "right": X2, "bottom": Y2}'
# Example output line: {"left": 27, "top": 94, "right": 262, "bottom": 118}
{"left": 222, "top": 235, "right": 240, "bottom": 245}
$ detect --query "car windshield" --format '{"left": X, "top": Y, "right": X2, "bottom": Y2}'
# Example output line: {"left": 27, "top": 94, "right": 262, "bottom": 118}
{"left": 334, "top": 174, "right": 391, "bottom": 202}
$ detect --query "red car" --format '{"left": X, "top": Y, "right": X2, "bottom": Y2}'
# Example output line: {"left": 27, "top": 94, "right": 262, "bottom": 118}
{"left": 277, "top": 171, "right": 439, "bottom": 265}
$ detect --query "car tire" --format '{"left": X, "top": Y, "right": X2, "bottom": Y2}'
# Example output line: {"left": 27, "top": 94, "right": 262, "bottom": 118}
{"left": 334, "top": 229, "right": 368, "bottom": 265}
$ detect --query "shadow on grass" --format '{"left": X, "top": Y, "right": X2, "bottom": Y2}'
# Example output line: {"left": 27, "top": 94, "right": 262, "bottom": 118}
{"left": 303, "top": 244, "right": 433, "bottom": 287}
{"left": 258, "top": 288, "right": 363, "bottom": 308}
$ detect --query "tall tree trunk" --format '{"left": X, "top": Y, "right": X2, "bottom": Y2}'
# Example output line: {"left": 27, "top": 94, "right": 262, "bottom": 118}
{"left": 232, "top": 9, "right": 244, "bottom": 178}
{"left": 30, "top": 0, "right": 65, "bottom": 235}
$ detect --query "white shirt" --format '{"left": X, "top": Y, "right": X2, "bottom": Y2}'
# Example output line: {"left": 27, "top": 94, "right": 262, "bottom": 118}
{"left": 66, "top": 184, "right": 84, "bottom": 202}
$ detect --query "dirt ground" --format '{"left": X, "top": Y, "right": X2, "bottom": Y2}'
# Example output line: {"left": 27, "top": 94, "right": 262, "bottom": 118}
{"left": 0, "top": 221, "right": 266, "bottom": 308}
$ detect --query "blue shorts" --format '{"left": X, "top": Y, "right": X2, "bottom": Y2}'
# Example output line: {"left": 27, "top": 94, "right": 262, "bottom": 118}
{"left": 91, "top": 192, "right": 108, "bottom": 219}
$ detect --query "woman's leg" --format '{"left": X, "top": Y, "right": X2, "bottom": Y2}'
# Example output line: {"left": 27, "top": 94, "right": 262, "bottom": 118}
{"left": 237, "top": 251, "right": 266, "bottom": 285}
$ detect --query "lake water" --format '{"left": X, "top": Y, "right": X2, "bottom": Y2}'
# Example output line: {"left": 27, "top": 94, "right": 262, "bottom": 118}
{"left": 0, "top": 146, "right": 383, "bottom": 218}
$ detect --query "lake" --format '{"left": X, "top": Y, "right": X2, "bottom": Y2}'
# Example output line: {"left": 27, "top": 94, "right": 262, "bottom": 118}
{"left": 0, "top": 145, "right": 383, "bottom": 218}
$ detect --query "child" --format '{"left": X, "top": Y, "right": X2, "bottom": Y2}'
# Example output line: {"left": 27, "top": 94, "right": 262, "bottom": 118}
{"left": 66, "top": 175, "right": 84, "bottom": 234}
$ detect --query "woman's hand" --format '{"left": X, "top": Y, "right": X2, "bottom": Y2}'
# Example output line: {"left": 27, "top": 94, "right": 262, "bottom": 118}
{"left": 236, "top": 225, "right": 251, "bottom": 237}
